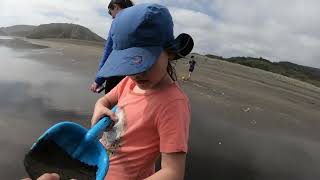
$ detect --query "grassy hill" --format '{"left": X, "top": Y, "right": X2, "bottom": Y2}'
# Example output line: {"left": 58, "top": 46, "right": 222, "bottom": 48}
{"left": 0, "top": 29, "right": 7, "bottom": 36}
{"left": 26, "top": 23, "right": 104, "bottom": 42}
{"left": 205, "top": 54, "right": 320, "bottom": 87}
{"left": 0, "top": 23, "right": 104, "bottom": 42}
{"left": 0, "top": 25, "right": 36, "bottom": 37}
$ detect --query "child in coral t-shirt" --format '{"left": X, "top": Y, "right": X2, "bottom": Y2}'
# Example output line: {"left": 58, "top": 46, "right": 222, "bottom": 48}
{"left": 91, "top": 3, "right": 191, "bottom": 180}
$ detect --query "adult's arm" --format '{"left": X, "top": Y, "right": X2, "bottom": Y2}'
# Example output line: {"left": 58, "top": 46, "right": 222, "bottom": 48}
{"left": 95, "top": 26, "right": 114, "bottom": 86}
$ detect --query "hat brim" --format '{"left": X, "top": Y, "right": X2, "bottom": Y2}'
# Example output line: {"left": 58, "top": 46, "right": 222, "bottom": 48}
{"left": 97, "top": 46, "right": 163, "bottom": 78}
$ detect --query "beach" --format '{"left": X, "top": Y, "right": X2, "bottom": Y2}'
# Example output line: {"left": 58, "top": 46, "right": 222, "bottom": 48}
{"left": 1, "top": 37, "right": 320, "bottom": 179}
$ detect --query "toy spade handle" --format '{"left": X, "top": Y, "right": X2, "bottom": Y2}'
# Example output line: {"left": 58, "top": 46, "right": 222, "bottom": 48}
{"left": 86, "top": 106, "right": 117, "bottom": 141}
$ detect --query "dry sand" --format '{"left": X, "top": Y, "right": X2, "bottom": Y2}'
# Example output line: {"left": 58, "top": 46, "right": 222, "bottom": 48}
{"left": 7, "top": 38, "right": 320, "bottom": 179}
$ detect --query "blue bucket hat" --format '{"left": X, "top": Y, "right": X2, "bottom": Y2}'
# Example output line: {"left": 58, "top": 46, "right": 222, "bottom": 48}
{"left": 97, "top": 3, "right": 175, "bottom": 78}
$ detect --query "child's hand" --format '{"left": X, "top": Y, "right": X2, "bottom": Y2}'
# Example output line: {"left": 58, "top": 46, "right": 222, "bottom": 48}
{"left": 23, "top": 173, "right": 62, "bottom": 180}
{"left": 91, "top": 99, "right": 118, "bottom": 127}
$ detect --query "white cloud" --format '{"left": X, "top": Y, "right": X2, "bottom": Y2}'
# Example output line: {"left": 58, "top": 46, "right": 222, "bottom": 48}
{"left": 210, "top": 0, "right": 320, "bottom": 67}
{"left": 0, "top": 0, "right": 112, "bottom": 37}
{"left": 1, "top": 0, "right": 320, "bottom": 68}
{"left": 169, "top": 8, "right": 217, "bottom": 54}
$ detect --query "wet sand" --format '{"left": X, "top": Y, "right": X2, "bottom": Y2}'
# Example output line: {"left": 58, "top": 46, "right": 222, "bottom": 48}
{"left": 1, "top": 38, "right": 320, "bottom": 179}
{"left": 176, "top": 57, "right": 320, "bottom": 179}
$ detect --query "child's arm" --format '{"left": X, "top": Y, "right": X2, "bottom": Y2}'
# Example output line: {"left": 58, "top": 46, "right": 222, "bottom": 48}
{"left": 91, "top": 90, "right": 118, "bottom": 127}
{"left": 144, "top": 152, "right": 186, "bottom": 180}
{"left": 147, "top": 99, "right": 190, "bottom": 180}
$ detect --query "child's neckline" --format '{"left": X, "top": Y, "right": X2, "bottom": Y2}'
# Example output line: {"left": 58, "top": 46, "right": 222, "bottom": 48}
{"left": 129, "top": 80, "right": 176, "bottom": 96}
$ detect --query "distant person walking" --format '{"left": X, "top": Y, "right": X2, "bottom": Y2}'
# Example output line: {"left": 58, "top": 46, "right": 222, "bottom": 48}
{"left": 90, "top": 0, "right": 134, "bottom": 94}
{"left": 186, "top": 55, "right": 197, "bottom": 80}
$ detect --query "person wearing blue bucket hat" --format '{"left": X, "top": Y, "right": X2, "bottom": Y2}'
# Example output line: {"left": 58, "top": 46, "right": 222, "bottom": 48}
{"left": 91, "top": 3, "right": 192, "bottom": 180}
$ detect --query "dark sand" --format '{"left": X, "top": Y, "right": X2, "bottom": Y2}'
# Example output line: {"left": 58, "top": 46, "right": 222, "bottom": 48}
{"left": 1, "top": 37, "right": 320, "bottom": 179}
{"left": 24, "top": 139, "right": 97, "bottom": 180}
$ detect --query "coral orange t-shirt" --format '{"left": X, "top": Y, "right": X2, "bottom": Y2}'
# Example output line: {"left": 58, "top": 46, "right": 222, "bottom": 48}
{"left": 100, "top": 77, "right": 190, "bottom": 180}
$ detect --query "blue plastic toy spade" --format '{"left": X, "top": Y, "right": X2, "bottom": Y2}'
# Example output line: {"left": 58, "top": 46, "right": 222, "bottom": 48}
{"left": 24, "top": 107, "right": 116, "bottom": 180}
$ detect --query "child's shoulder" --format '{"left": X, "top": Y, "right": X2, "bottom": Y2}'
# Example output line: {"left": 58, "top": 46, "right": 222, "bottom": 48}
{"left": 160, "top": 82, "right": 189, "bottom": 102}
{"left": 156, "top": 83, "right": 190, "bottom": 118}
{"left": 114, "top": 76, "right": 133, "bottom": 97}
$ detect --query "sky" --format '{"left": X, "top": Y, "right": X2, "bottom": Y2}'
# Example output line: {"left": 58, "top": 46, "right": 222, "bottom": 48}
{"left": 1, "top": 0, "right": 319, "bottom": 68}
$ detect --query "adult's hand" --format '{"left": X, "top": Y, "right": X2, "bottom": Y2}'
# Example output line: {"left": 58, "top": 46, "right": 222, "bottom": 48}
{"left": 90, "top": 82, "right": 100, "bottom": 93}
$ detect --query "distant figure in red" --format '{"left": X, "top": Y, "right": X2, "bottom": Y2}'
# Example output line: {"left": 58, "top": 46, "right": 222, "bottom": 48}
{"left": 186, "top": 55, "right": 196, "bottom": 80}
